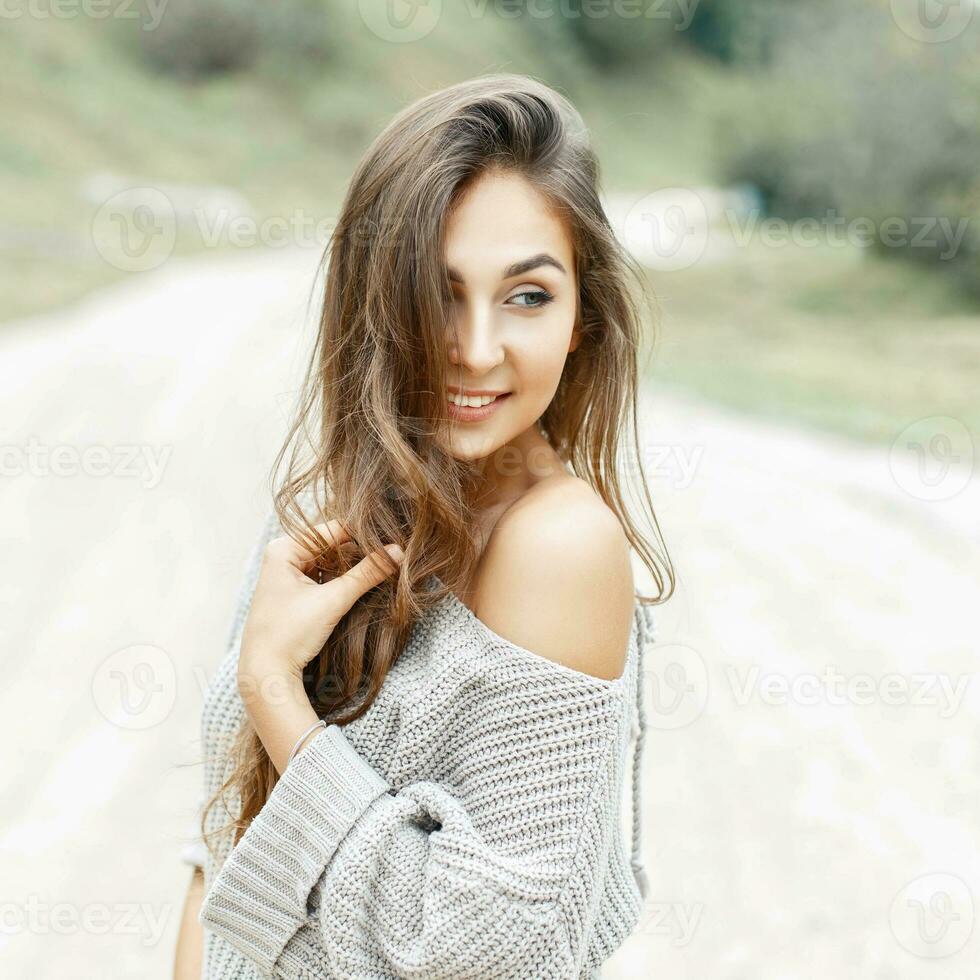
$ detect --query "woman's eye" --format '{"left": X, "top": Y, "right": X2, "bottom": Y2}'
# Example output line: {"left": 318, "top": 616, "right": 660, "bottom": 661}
{"left": 508, "top": 288, "right": 555, "bottom": 309}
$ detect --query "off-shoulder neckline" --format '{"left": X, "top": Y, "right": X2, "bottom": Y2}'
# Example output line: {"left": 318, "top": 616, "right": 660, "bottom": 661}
{"left": 427, "top": 574, "right": 638, "bottom": 691}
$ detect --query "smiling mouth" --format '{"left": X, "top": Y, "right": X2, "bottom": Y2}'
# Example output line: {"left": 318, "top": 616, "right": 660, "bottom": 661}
{"left": 446, "top": 390, "right": 508, "bottom": 407}
{"left": 446, "top": 391, "right": 512, "bottom": 422}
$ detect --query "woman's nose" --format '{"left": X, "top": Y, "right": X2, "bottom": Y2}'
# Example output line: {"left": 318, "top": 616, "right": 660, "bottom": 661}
{"left": 447, "top": 304, "right": 504, "bottom": 374}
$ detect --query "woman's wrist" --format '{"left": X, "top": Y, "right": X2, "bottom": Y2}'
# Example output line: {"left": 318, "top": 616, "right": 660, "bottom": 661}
{"left": 238, "top": 652, "right": 303, "bottom": 696}
{"left": 237, "top": 659, "right": 319, "bottom": 775}
{"left": 288, "top": 719, "right": 327, "bottom": 766}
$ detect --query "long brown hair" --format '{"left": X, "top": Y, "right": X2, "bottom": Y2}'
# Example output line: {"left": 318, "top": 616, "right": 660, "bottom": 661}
{"left": 202, "top": 72, "right": 674, "bottom": 857}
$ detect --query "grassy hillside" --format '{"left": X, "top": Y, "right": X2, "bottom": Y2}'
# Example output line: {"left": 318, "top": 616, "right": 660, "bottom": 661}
{"left": 646, "top": 231, "right": 980, "bottom": 445}
{"left": 2, "top": 2, "right": 975, "bottom": 451}
{"left": 0, "top": 6, "right": 724, "bottom": 322}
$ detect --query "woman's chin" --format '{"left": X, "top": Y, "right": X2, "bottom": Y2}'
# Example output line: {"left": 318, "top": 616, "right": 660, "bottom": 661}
{"left": 444, "top": 424, "right": 507, "bottom": 462}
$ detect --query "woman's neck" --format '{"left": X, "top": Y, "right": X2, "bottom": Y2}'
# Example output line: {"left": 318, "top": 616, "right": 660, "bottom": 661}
{"left": 465, "top": 424, "right": 568, "bottom": 513}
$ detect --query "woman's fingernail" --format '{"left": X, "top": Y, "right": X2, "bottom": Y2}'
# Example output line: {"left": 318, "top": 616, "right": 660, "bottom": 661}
{"left": 385, "top": 544, "right": 405, "bottom": 563}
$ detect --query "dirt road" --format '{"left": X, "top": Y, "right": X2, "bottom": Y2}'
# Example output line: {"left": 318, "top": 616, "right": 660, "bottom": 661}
{"left": 1, "top": 244, "right": 976, "bottom": 978}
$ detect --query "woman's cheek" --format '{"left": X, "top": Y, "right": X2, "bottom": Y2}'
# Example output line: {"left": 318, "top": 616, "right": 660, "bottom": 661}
{"left": 504, "top": 307, "right": 576, "bottom": 420}
{"left": 514, "top": 357, "right": 566, "bottom": 423}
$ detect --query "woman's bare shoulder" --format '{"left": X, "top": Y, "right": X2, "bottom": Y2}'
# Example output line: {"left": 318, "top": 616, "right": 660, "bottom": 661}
{"left": 471, "top": 476, "right": 635, "bottom": 682}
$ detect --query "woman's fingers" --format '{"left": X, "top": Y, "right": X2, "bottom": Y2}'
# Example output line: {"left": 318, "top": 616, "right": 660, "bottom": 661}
{"left": 271, "top": 519, "right": 353, "bottom": 575}
{"left": 308, "top": 520, "right": 353, "bottom": 554}
{"left": 270, "top": 521, "right": 403, "bottom": 587}
{"left": 327, "top": 544, "right": 404, "bottom": 608}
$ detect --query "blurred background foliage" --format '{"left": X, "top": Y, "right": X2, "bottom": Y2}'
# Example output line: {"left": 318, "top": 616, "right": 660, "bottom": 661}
{"left": 1, "top": 0, "right": 977, "bottom": 443}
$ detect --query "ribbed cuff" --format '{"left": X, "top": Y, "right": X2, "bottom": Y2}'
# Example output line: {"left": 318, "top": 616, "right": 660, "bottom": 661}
{"left": 198, "top": 724, "right": 391, "bottom": 976}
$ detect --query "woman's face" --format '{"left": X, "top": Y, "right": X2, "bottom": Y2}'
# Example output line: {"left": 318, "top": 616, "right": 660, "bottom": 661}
{"left": 439, "top": 169, "right": 580, "bottom": 466}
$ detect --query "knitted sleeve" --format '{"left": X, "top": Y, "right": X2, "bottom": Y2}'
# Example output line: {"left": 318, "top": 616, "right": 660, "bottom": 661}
{"left": 182, "top": 508, "right": 282, "bottom": 872}
{"left": 198, "top": 690, "right": 626, "bottom": 978}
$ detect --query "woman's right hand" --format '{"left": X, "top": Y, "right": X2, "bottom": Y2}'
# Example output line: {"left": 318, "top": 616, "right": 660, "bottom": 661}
{"left": 238, "top": 519, "right": 404, "bottom": 684}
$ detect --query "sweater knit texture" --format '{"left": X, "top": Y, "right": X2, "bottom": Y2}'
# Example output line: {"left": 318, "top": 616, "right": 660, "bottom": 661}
{"left": 189, "top": 506, "right": 656, "bottom": 979}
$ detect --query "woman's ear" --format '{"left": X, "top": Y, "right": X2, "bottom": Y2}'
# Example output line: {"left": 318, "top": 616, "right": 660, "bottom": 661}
{"left": 568, "top": 322, "right": 582, "bottom": 353}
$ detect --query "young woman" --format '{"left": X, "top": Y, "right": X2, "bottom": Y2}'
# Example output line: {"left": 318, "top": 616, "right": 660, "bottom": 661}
{"left": 174, "top": 73, "right": 673, "bottom": 980}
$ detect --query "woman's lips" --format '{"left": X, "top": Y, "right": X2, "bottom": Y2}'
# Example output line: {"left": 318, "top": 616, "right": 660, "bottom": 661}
{"left": 447, "top": 392, "right": 511, "bottom": 423}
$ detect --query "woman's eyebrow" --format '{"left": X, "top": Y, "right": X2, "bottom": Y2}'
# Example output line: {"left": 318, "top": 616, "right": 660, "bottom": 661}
{"left": 446, "top": 253, "right": 567, "bottom": 284}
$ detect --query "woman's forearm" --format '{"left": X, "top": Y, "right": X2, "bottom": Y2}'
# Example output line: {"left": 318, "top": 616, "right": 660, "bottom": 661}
{"left": 173, "top": 867, "right": 204, "bottom": 980}
{"left": 237, "top": 661, "right": 319, "bottom": 775}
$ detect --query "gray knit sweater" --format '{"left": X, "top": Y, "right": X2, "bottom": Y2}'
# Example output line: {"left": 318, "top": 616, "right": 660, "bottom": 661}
{"left": 187, "top": 507, "right": 655, "bottom": 979}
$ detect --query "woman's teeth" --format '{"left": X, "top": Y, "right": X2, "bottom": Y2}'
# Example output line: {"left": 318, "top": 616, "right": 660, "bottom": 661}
{"left": 447, "top": 392, "right": 502, "bottom": 407}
